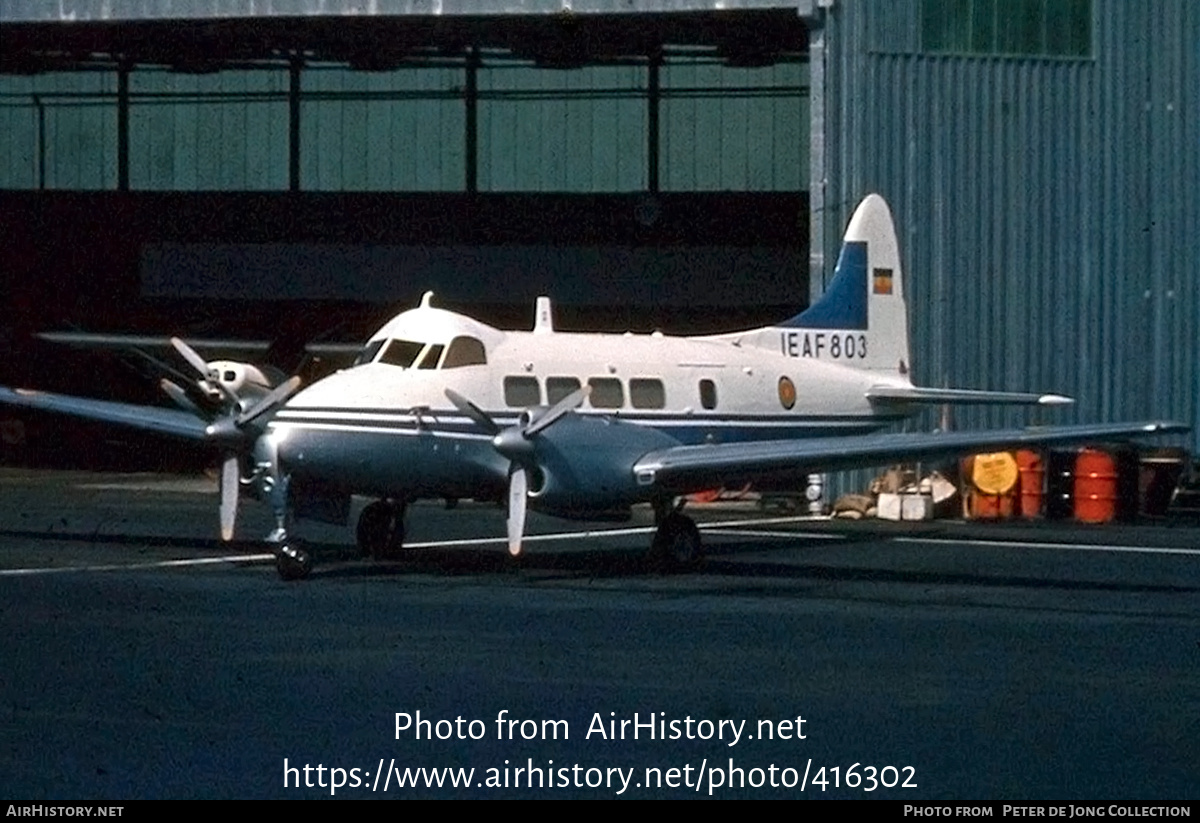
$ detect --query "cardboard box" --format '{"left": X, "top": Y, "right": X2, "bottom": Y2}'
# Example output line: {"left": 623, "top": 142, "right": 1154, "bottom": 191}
{"left": 877, "top": 492, "right": 903, "bottom": 521}
{"left": 902, "top": 493, "right": 934, "bottom": 521}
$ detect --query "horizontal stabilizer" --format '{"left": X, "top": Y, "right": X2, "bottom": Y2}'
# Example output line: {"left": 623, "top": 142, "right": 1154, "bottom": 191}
{"left": 866, "top": 386, "right": 1075, "bottom": 406}
{"left": 38, "top": 331, "right": 360, "bottom": 357}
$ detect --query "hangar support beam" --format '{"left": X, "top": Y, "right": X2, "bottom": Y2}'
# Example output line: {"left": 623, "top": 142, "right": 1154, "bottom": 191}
{"left": 116, "top": 62, "right": 129, "bottom": 191}
{"left": 465, "top": 48, "right": 479, "bottom": 194}
{"left": 289, "top": 57, "right": 301, "bottom": 192}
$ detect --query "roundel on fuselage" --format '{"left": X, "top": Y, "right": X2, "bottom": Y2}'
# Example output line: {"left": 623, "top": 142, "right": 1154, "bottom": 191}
{"left": 778, "top": 376, "right": 797, "bottom": 410}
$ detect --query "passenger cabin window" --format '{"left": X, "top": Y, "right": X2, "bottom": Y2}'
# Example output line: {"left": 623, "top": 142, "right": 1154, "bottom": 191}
{"left": 629, "top": 378, "right": 665, "bottom": 409}
{"left": 378, "top": 339, "right": 425, "bottom": 368}
{"left": 353, "top": 339, "right": 385, "bottom": 366}
{"left": 442, "top": 336, "right": 487, "bottom": 368}
{"left": 504, "top": 376, "right": 541, "bottom": 407}
{"left": 416, "top": 344, "right": 444, "bottom": 370}
{"left": 588, "top": 377, "right": 624, "bottom": 409}
{"left": 699, "top": 379, "right": 717, "bottom": 410}
{"left": 546, "top": 376, "right": 581, "bottom": 404}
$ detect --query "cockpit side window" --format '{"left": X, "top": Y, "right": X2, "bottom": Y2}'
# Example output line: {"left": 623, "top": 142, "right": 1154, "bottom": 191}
{"left": 353, "top": 339, "right": 386, "bottom": 366}
{"left": 442, "top": 336, "right": 488, "bottom": 368}
{"left": 416, "top": 344, "right": 444, "bottom": 370}
{"left": 378, "top": 339, "right": 425, "bottom": 368}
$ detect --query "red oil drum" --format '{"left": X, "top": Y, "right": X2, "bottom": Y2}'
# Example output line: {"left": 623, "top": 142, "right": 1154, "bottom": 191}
{"left": 1074, "top": 448, "right": 1118, "bottom": 523}
{"left": 968, "top": 487, "right": 1015, "bottom": 519}
{"left": 1016, "top": 450, "right": 1044, "bottom": 518}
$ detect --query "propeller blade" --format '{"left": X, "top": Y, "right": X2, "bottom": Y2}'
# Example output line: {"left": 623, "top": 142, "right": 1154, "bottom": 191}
{"left": 160, "top": 378, "right": 205, "bottom": 418}
{"left": 171, "top": 336, "right": 242, "bottom": 407}
{"left": 236, "top": 375, "right": 301, "bottom": 427}
{"left": 132, "top": 347, "right": 206, "bottom": 394}
{"left": 219, "top": 453, "right": 239, "bottom": 541}
{"left": 170, "top": 336, "right": 211, "bottom": 380}
{"left": 524, "top": 385, "right": 590, "bottom": 436}
{"left": 507, "top": 466, "right": 528, "bottom": 557}
{"left": 445, "top": 388, "right": 501, "bottom": 436}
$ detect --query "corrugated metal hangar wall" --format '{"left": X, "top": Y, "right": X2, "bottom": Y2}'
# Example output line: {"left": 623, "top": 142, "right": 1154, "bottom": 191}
{"left": 812, "top": 0, "right": 1199, "bottom": 453}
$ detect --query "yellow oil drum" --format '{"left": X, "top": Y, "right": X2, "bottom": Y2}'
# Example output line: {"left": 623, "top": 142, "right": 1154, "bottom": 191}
{"left": 972, "top": 451, "right": 1019, "bottom": 494}
{"left": 962, "top": 452, "right": 1018, "bottom": 520}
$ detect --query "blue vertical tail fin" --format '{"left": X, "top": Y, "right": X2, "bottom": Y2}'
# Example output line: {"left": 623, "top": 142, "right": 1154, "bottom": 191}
{"left": 775, "top": 194, "right": 910, "bottom": 375}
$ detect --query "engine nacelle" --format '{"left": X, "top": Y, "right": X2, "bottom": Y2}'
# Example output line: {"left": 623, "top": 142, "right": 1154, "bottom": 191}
{"left": 523, "top": 413, "right": 680, "bottom": 516}
{"left": 203, "top": 361, "right": 282, "bottom": 408}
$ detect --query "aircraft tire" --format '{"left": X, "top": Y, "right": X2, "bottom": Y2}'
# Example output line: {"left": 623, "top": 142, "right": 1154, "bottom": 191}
{"left": 357, "top": 500, "right": 406, "bottom": 560}
{"left": 650, "top": 513, "right": 703, "bottom": 572}
{"left": 276, "top": 541, "right": 312, "bottom": 581}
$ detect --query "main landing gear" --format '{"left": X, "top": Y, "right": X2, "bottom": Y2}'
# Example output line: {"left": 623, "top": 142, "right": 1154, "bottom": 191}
{"left": 272, "top": 493, "right": 699, "bottom": 580}
{"left": 649, "top": 500, "right": 703, "bottom": 572}
{"left": 356, "top": 500, "right": 407, "bottom": 560}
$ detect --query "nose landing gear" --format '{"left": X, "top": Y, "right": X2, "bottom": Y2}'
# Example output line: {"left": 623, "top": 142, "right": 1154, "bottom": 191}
{"left": 275, "top": 540, "right": 312, "bottom": 581}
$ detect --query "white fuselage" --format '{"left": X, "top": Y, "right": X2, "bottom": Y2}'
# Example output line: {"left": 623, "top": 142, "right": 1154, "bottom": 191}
{"left": 264, "top": 305, "right": 911, "bottom": 504}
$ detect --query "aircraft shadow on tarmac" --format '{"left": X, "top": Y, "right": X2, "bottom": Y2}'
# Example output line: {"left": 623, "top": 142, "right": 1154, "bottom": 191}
{"left": 282, "top": 543, "right": 1200, "bottom": 597}
{"left": 3, "top": 526, "right": 1197, "bottom": 596}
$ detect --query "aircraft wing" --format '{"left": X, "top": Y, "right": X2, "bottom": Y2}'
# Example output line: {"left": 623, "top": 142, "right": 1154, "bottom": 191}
{"left": 633, "top": 421, "right": 1189, "bottom": 493}
{"left": 0, "top": 387, "right": 209, "bottom": 442}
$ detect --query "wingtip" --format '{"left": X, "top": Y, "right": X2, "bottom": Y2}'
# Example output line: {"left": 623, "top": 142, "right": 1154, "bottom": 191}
{"left": 1037, "top": 394, "right": 1075, "bottom": 406}
{"left": 1143, "top": 420, "right": 1191, "bottom": 434}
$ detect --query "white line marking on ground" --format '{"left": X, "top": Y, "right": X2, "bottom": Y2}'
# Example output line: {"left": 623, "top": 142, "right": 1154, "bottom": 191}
{"left": 2, "top": 515, "right": 1196, "bottom": 576}
{"left": 702, "top": 528, "right": 842, "bottom": 540}
{"left": 0, "top": 516, "right": 821, "bottom": 574}
{"left": 404, "top": 515, "right": 821, "bottom": 549}
{"left": 893, "top": 536, "right": 1200, "bottom": 557}
{"left": 0, "top": 553, "right": 275, "bottom": 576}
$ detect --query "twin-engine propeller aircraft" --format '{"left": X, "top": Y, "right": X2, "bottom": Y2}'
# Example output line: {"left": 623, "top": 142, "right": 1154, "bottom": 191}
{"left": 0, "top": 195, "right": 1186, "bottom": 579}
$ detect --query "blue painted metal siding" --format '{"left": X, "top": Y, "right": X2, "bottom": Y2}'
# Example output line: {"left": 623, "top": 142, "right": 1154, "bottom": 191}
{"left": 818, "top": 0, "right": 1200, "bottom": 454}
{"left": 478, "top": 62, "right": 647, "bottom": 192}
{"left": 0, "top": 73, "right": 117, "bottom": 189}
{"left": 3, "top": 59, "right": 807, "bottom": 194}
{"left": 662, "top": 61, "right": 808, "bottom": 191}
{"left": 302, "top": 65, "right": 464, "bottom": 191}
{"left": 130, "top": 69, "right": 289, "bottom": 190}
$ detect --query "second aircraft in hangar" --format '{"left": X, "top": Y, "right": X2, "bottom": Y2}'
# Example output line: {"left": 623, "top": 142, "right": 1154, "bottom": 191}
{"left": 0, "top": 195, "right": 1186, "bottom": 578}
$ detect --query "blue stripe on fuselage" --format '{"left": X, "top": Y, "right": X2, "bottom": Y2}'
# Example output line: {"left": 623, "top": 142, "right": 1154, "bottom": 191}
{"left": 270, "top": 408, "right": 900, "bottom": 446}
